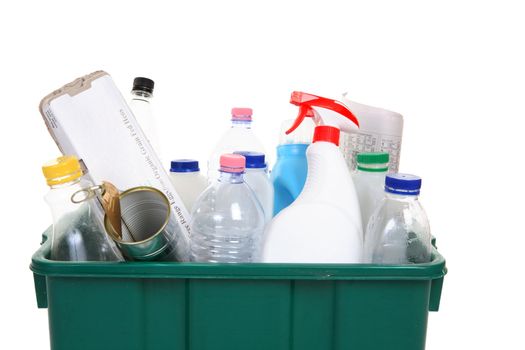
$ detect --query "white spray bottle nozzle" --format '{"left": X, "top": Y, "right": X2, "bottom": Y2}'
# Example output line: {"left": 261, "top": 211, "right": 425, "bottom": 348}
{"left": 286, "top": 91, "right": 360, "bottom": 136}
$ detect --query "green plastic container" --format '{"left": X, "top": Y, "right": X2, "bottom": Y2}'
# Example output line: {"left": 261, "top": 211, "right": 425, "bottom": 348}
{"left": 31, "top": 229, "right": 446, "bottom": 350}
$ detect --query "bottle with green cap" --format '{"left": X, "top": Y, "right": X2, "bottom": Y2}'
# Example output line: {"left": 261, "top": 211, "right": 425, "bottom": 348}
{"left": 352, "top": 152, "right": 390, "bottom": 236}
{"left": 42, "top": 155, "right": 123, "bottom": 261}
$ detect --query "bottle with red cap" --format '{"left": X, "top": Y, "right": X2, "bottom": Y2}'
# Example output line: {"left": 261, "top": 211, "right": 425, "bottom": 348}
{"left": 207, "top": 108, "right": 266, "bottom": 182}
{"left": 261, "top": 92, "right": 363, "bottom": 263}
{"left": 191, "top": 154, "right": 265, "bottom": 263}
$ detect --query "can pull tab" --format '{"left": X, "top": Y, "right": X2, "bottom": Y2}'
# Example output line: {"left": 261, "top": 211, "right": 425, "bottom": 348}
{"left": 286, "top": 91, "right": 360, "bottom": 135}
{"left": 71, "top": 181, "right": 123, "bottom": 239}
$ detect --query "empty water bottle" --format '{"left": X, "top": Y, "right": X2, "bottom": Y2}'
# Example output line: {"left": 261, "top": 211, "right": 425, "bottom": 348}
{"left": 191, "top": 154, "right": 265, "bottom": 263}
{"left": 42, "top": 156, "right": 123, "bottom": 261}
{"left": 364, "top": 173, "right": 431, "bottom": 264}
{"left": 207, "top": 108, "right": 266, "bottom": 182}
{"left": 233, "top": 151, "right": 274, "bottom": 224}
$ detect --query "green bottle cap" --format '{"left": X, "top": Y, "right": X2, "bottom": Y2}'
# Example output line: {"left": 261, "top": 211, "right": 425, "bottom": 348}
{"left": 356, "top": 152, "right": 389, "bottom": 172}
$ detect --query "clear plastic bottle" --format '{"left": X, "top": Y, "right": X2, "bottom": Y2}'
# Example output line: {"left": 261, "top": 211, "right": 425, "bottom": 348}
{"left": 233, "top": 151, "right": 274, "bottom": 224}
{"left": 129, "top": 77, "right": 162, "bottom": 159}
{"left": 364, "top": 173, "right": 431, "bottom": 264}
{"left": 42, "top": 156, "right": 123, "bottom": 261}
{"left": 207, "top": 108, "right": 266, "bottom": 182}
{"left": 169, "top": 159, "right": 208, "bottom": 212}
{"left": 352, "top": 152, "right": 389, "bottom": 236}
{"left": 191, "top": 154, "right": 265, "bottom": 263}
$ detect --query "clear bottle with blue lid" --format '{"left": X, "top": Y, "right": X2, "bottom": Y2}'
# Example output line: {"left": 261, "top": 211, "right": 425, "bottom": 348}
{"left": 364, "top": 173, "right": 431, "bottom": 264}
{"left": 233, "top": 151, "right": 274, "bottom": 223}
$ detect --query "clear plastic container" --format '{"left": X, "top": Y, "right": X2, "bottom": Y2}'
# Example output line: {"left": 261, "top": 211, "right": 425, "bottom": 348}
{"left": 207, "top": 108, "right": 265, "bottom": 182}
{"left": 233, "top": 151, "right": 273, "bottom": 223}
{"left": 339, "top": 96, "right": 403, "bottom": 173}
{"left": 352, "top": 152, "right": 389, "bottom": 236}
{"left": 364, "top": 173, "right": 431, "bottom": 264}
{"left": 129, "top": 77, "right": 162, "bottom": 160}
{"left": 191, "top": 154, "right": 265, "bottom": 263}
{"left": 169, "top": 159, "right": 208, "bottom": 212}
{"left": 42, "top": 156, "right": 123, "bottom": 261}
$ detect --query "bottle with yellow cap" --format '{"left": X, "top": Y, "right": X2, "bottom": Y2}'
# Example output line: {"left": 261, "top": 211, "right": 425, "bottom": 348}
{"left": 42, "top": 155, "right": 123, "bottom": 261}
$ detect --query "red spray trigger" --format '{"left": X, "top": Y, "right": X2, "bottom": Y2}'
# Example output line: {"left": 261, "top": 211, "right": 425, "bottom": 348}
{"left": 286, "top": 91, "right": 359, "bottom": 135}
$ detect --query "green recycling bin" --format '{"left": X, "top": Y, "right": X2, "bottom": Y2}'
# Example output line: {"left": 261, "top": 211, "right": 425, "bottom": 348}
{"left": 31, "top": 228, "right": 446, "bottom": 350}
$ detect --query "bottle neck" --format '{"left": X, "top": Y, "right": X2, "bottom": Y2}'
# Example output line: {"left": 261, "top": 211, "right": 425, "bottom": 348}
{"left": 218, "top": 171, "right": 245, "bottom": 184}
{"left": 385, "top": 191, "right": 419, "bottom": 202}
{"left": 231, "top": 120, "right": 252, "bottom": 129}
{"left": 48, "top": 177, "right": 82, "bottom": 190}
{"left": 131, "top": 90, "right": 152, "bottom": 102}
{"left": 356, "top": 164, "right": 388, "bottom": 173}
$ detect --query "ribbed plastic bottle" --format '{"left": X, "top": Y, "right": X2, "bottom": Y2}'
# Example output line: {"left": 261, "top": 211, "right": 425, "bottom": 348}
{"left": 191, "top": 154, "right": 265, "bottom": 263}
{"left": 207, "top": 108, "right": 266, "bottom": 182}
{"left": 339, "top": 95, "right": 403, "bottom": 172}
{"left": 233, "top": 151, "right": 274, "bottom": 224}
{"left": 129, "top": 77, "right": 162, "bottom": 159}
{"left": 169, "top": 159, "right": 208, "bottom": 212}
{"left": 364, "top": 173, "right": 431, "bottom": 264}
{"left": 352, "top": 152, "right": 389, "bottom": 236}
{"left": 262, "top": 92, "right": 363, "bottom": 263}
{"left": 42, "top": 156, "right": 123, "bottom": 261}
{"left": 271, "top": 118, "right": 314, "bottom": 215}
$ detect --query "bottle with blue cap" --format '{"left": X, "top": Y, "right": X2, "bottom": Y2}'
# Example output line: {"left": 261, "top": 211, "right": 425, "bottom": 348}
{"left": 233, "top": 151, "right": 274, "bottom": 224}
{"left": 364, "top": 173, "right": 431, "bottom": 264}
{"left": 169, "top": 159, "right": 208, "bottom": 211}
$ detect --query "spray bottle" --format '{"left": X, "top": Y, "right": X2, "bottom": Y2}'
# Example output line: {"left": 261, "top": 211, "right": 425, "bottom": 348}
{"left": 261, "top": 92, "right": 363, "bottom": 263}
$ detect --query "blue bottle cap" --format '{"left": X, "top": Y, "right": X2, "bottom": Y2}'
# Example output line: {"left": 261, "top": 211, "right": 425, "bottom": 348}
{"left": 385, "top": 173, "right": 422, "bottom": 195}
{"left": 170, "top": 159, "right": 200, "bottom": 172}
{"left": 233, "top": 151, "right": 266, "bottom": 169}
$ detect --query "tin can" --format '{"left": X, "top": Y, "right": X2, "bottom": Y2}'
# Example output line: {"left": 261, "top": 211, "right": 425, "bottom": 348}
{"left": 103, "top": 186, "right": 190, "bottom": 261}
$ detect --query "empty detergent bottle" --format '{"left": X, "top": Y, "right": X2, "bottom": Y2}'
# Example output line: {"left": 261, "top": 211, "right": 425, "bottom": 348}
{"left": 233, "top": 152, "right": 274, "bottom": 224}
{"left": 271, "top": 118, "right": 314, "bottom": 216}
{"left": 191, "top": 154, "right": 265, "bottom": 263}
{"left": 261, "top": 92, "right": 363, "bottom": 263}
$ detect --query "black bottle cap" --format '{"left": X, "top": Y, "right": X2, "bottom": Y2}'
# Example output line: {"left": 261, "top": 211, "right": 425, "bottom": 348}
{"left": 132, "top": 77, "right": 154, "bottom": 94}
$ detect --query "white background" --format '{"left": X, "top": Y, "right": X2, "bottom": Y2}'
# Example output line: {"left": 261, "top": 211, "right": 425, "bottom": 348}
{"left": 1, "top": 0, "right": 524, "bottom": 349}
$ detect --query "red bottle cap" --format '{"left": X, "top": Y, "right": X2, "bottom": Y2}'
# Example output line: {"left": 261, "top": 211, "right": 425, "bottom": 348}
{"left": 313, "top": 126, "right": 340, "bottom": 146}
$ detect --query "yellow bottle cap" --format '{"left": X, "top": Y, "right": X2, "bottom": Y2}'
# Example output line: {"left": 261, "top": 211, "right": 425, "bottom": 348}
{"left": 42, "top": 155, "right": 83, "bottom": 186}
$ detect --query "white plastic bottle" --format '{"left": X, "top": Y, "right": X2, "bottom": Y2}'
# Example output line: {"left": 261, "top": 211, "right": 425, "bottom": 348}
{"left": 233, "top": 151, "right": 274, "bottom": 224}
{"left": 339, "top": 95, "right": 403, "bottom": 172}
{"left": 261, "top": 92, "right": 363, "bottom": 263}
{"left": 352, "top": 152, "right": 389, "bottom": 236}
{"left": 364, "top": 173, "right": 431, "bottom": 264}
{"left": 129, "top": 77, "right": 162, "bottom": 159}
{"left": 207, "top": 108, "right": 266, "bottom": 182}
{"left": 169, "top": 159, "right": 208, "bottom": 212}
{"left": 191, "top": 154, "right": 265, "bottom": 263}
